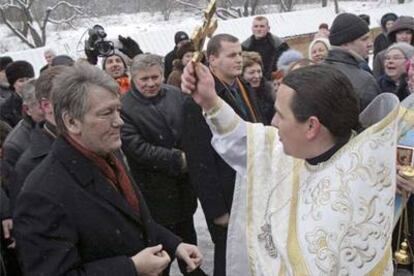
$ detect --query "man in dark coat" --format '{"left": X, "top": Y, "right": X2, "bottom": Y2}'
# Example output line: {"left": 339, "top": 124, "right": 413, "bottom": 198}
{"left": 0, "top": 56, "right": 13, "bottom": 104}
{"left": 181, "top": 33, "right": 264, "bottom": 276}
{"left": 0, "top": 120, "right": 21, "bottom": 276}
{"left": 324, "top": 12, "right": 380, "bottom": 111}
{"left": 2, "top": 80, "right": 45, "bottom": 201}
{"left": 164, "top": 31, "right": 189, "bottom": 80}
{"left": 14, "top": 63, "right": 202, "bottom": 275}
{"left": 121, "top": 54, "right": 203, "bottom": 276}
{"left": 242, "top": 16, "right": 289, "bottom": 79}
{"left": 11, "top": 66, "right": 66, "bottom": 211}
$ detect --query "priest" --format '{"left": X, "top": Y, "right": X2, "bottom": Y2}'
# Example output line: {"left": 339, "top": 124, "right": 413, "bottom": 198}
{"left": 181, "top": 63, "right": 399, "bottom": 275}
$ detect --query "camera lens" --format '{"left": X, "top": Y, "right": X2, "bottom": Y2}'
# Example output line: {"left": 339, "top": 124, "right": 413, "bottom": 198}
{"left": 96, "top": 41, "right": 114, "bottom": 57}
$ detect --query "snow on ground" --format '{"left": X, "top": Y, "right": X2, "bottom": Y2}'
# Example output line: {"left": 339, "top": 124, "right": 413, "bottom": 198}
{"left": 1, "top": 1, "right": 413, "bottom": 75}
{"left": 1, "top": 2, "right": 413, "bottom": 275}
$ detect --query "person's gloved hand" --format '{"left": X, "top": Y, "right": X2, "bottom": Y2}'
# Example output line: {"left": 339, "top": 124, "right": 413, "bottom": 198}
{"left": 118, "top": 35, "right": 143, "bottom": 59}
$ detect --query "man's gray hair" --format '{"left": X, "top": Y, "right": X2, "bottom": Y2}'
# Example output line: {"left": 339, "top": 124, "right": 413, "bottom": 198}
{"left": 51, "top": 63, "right": 119, "bottom": 134}
{"left": 130, "top": 54, "right": 164, "bottom": 78}
{"left": 21, "top": 79, "right": 38, "bottom": 106}
{"left": 44, "top": 48, "right": 56, "bottom": 56}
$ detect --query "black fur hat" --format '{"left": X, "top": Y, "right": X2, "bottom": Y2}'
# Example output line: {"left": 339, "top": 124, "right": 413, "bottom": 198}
{"left": 5, "top": 60, "right": 34, "bottom": 90}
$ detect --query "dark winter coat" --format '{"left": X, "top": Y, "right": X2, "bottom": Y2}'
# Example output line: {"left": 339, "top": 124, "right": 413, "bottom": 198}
{"left": 373, "top": 33, "right": 390, "bottom": 58}
{"left": 0, "top": 92, "right": 22, "bottom": 128}
{"left": 1, "top": 117, "right": 35, "bottom": 199}
{"left": 324, "top": 48, "right": 380, "bottom": 111}
{"left": 167, "top": 60, "right": 183, "bottom": 89}
{"left": 11, "top": 123, "right": 55, "bottom": 212}
{"left": 377, "top": 74, "right": 410, "bottom": 101}
{"left": 121, "top": 84, "right": 197, "bottom": 226}
{"left": 14, "top": 137, "right": 181, "bottom": 275}
{"left": 254, "top": 80, "right": 275, "bottom": 125}
{"left": 242, "top": 33, "right": 289, "bottom": 80}
{"left": 2, "top": 117, "right": 35, "bottom": 170}
{"left": 164, "top": 47, "right": 178, "bottom": 80}
{"left": 181, "top": 75, "right": 264, "bottom": 221}
{"left": 0, "top": 83, "right": 12, "bottom": 106}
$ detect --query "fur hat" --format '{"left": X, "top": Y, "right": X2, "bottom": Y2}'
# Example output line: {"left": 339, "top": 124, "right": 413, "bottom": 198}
{"left": 176, "top": 41, "right": 195, "bottom": 60}
{"left": 380, "top": 13, "right": 398, "bottom": 30}
{"left": 276, "top": 49, "right": 303, "bottom": 73}
{"left": 174, "top": 31, "right": 189, "bottom": 45}
{"left": 5, "top": 60, "right": 34, "bottom": 90}
{"left": 329, "top": 13, "right": 369, "bottom": 46}
{"left": 388, "top": 16, "right": 414, "bottom": 44}
{"left": 0, "top": 56, "right": 13, "bottom": 71}
{"left": 386, "top": 42, "right": 414, "bottom": 59}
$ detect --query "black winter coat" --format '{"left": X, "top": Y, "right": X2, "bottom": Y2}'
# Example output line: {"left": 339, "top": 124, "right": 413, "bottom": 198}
{"left": 242, "top": 33, "right": 289, "bottom": 80}
{"left": 14, "top": 137, "right": 181, "bottom": 275}
{"left": 11, "top": 123, "right": 55, "bottom": 212}
{"left": 377, "top": 74, "right": 410, "bottom": 101}
{"left": 2, "top": 117, "right": 35, "bottom": 197}
{"left": 254, "top": 80, "right": 275, "bottom": 125}
{"left": 164, "top": 47, "right": 177, "bottom": 80}
{"left": 181, "top": 76, "right": 264, "bottom": 221}
{"left": 0, "top": 92, "right": 22, "bottom": 128}
{"left": 121, "top": 84, "right": 197, "bottom": 226}
{"left": 324, "top": 48, "right": 380, "bottom": 112}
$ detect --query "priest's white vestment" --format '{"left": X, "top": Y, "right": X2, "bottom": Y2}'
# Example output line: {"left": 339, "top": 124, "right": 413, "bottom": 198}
{"left": 205, "top": 94, "right": 400, "bottom": 276}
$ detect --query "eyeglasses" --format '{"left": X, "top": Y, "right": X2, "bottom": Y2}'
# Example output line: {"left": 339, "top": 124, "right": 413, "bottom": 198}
{"left": 385, "top": 55, "right": 406, "bottom": 62}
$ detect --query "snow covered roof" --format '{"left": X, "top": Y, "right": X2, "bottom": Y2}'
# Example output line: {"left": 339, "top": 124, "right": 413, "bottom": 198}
{"left": 1, "top": 1, "right": 413, "bottom": 76}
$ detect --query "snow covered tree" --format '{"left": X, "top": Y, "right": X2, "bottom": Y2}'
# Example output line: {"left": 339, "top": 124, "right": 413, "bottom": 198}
{"left": 0, "top": 0, "right": 84, "bottom": 48}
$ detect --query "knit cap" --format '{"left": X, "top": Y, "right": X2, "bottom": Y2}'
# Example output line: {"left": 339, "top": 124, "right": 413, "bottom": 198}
{"left": 174, "top": 31, "right": 189, "bottom": 45}
{"left": 308, "top": 38, "right": 331, "bottom": 59}
{"left": 329, "top": 13, "right": 369, "bottom": 46}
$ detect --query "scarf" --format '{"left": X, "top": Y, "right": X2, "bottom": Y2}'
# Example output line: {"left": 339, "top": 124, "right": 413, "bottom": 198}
{"left": 65, "top": 135, "right": 140, "bottom": 213}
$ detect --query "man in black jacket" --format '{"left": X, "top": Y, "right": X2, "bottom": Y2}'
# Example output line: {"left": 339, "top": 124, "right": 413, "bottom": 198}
{"left": 14, "top": 63, "right": 202, "bottom": 275}
{"left": 121, "top": 54, "right": 204, "bottom": 276}
{"left": 181, "top": 34, "right": 264, "bottom": 276}
{"left": 11, "top": 66, "right": 66, "bottom": 211}
{"left": 164, "top": 31, "right": 189, "bottom": 80}
{"left": 0, "top": 56, "right": 13, "bottom": 104}
{"left": 324, "top": 12, "right": 380, "bottom": 111}
{"left": 242, "top": 16, "right": 289, "bottom": 79}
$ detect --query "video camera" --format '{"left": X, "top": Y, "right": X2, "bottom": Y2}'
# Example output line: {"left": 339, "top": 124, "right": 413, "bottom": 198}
{"left": 85, "top": 24, "right": 114, "bottom": 57}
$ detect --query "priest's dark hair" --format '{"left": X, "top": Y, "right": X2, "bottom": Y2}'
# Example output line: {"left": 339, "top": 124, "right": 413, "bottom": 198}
{"left": 282, "top": 64, "right": 360, "bottom": 141}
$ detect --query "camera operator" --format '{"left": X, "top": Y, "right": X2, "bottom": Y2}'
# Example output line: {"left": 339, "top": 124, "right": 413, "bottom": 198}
{"left": 85, "top": 25, "right": 143, "bottom": 95}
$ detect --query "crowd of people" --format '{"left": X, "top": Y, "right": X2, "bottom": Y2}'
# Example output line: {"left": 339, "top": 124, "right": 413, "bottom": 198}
{"left": 0, "top": 10, "right": 414, "bottom": 276}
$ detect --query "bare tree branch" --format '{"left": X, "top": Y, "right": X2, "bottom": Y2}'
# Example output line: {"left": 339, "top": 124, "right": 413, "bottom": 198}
{"left": 0, "top": 0, "right": 84, "bottom": 48}
{"left": 175, "top": 0, "right": 203, "bottom": 11}
{"left": 0, "top": 4, "right": 36, "bottom": 48}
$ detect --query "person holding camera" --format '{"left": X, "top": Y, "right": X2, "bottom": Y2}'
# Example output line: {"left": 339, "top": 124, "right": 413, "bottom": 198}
{"left": 85, "top": 25, "right": 143, "bottom": 95}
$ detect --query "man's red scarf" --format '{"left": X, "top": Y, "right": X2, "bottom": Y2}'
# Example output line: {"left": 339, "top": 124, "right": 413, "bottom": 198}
{"left": 65, "top": 135, "right": 139, "bottom": 212}
{"left": 117, "top": 76, "right": 130, "bottom": 96}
